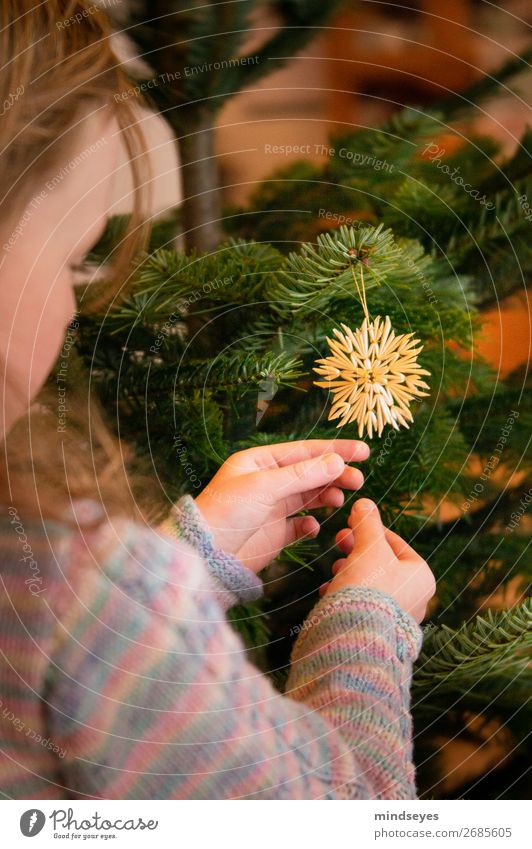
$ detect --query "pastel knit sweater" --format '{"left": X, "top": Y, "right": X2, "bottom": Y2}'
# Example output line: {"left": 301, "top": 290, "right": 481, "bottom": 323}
{"left": 0, "top": 496, "right": 422, "bottom": 800}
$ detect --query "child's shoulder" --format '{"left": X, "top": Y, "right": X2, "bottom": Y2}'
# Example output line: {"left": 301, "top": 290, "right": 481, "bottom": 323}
{"left": 0, "top": 498, "right": 211, "bottom": 622}
{"left": 68, "top": 500, "right": 211, "bottom": 609}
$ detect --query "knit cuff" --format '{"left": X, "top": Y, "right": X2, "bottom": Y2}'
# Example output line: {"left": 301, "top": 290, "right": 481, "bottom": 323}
{"left": 158, "top": 495, "right": 263, "bottom": 610}
{"left": 293, "top": 586, "right": 423, "bottom": 664}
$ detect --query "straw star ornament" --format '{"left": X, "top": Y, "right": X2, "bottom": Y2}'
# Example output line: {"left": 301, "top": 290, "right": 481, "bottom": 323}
{"left": 313, "top": 315, "right": 431, "bottom": 438}
{"left": 283, "top": 223, "right": 431, "bottom": 437}
{"left": 308, "top": 226, "right": 431, "bottom": 438}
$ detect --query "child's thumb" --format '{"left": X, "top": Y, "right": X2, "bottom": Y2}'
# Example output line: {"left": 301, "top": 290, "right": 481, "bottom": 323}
{"left": 348, "top": 499, "right": 386, "bottom": 552}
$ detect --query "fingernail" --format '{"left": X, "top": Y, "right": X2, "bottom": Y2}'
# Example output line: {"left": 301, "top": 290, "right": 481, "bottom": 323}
{"left": 356, "top": 498, "right": 375, "bottom": 511}
{"left": 358, "top": 442, "right": 371, "bottom": 459}
{"left": 323, "top": 453, "right": 344, "bottom": 475}
{"left": 305, "top": 518, "right": 319, "bottom": 536}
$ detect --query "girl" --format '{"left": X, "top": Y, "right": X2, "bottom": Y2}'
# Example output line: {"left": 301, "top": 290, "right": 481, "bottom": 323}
{"left": 0, "top": 1, "right": 435, "bottom": 800}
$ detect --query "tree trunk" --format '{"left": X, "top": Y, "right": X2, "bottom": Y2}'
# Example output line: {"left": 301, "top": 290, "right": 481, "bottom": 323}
{"left": 178, "top": 108, "right": 223, "bottom": 253}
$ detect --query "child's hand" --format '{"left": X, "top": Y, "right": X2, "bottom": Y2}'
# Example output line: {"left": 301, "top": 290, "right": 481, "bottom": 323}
{"left": 322, "top": 498, "right": 435, "bottom": 623}
{"left": 195, "top": 440, "right": 369, "bottom": 573}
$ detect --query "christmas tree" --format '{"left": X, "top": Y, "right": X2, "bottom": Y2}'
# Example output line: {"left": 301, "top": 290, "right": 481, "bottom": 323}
{"left": 124, "top": 0, "right": 346, "bottom": 251}
{"left": 64, "top": 7, "right": 531, "bottom": 798}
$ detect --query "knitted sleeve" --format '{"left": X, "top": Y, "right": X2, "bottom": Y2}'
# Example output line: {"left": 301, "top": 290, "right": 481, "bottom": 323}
{"left": 157, "top": 494, "right": 263, "bottom": 610}
{"left": 46, "top": 519, "right": 422, "bottom": 800}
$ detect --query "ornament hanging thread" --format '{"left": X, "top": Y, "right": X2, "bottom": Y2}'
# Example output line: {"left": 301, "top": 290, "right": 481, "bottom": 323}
{"left": 313, "top": 255, "right": 431, "bottom": 439}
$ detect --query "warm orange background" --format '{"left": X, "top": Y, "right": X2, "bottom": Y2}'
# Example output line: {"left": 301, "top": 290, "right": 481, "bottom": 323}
{"left": 478, "top": 292, "right": 531, "bottom": 377}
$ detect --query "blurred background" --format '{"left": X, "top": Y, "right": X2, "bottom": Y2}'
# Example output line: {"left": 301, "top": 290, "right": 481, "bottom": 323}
{"left": 107, "top": 0, "right": 531, "bottom": 379}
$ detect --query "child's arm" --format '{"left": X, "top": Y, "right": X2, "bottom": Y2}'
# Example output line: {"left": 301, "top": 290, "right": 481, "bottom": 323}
{"left": 158, "top": 494, "right": 264, "bottom": 611}
{"left": 45, "top": 505, "right": 428, "bottom": 800}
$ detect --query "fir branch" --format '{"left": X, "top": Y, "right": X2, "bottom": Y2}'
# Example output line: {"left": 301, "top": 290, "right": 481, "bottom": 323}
{"left": 414, "top": 599, "right": 532, "bottom": 701}
{"left": 434, "top": 47, "right": 532, "bottom": 119}
{"left": 280, "top": 537, "right": 320, "bottom": 569}
{"left": 480, "top": 126, "right": 532, "bottom": 193}
{"left": 212, "top": 0, "right": 347, "bottom": 101}
{"left": 169, "top": 350, "right": 304, "bottom": 394}
{"left": 270, "top": 223, "right": 404, "bottom": 316}
{"left": 227, "top": 601, "right": 270, "bottom": 656}
{"left": 87, "top": 214, "right": 181, "bottom": 265}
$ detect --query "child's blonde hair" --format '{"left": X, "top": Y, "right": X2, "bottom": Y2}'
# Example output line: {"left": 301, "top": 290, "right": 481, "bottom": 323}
{"left": 0, "top": 0, "right": 160, "bottom": 528}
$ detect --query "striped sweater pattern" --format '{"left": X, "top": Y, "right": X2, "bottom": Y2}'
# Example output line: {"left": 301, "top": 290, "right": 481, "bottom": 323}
{"left": 0, "top": 495, "right": 422, "bottom": 799}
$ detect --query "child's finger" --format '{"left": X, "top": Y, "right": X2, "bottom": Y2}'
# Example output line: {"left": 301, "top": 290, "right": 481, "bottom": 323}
{"left": 308, "top": 486, "right": 345, "bottom": 509}
{"left": 335, "top": 527, "right": 354, "bottom": 554}
{"left": 284, "top": 486, "right": 344, "bottom": 515}
{"left": 331, "top": 557, "right": 348, "bottom": 575}
{"left": 305, "top": 486, "right": 345, "bottom": 510}
{"left": 331, "top": 465, "right": 364, "bottom": 491}
{"left": 319, "top": 581, "right": 330, "bottom": 597}
{"left": 265, "top": 439, "right": 370, "bottom": 467}
{"left": 256, "top": 453, "right": 346, "bottom": 499}
{"left": 285, "top": 515, "right": 320, "bottom": 546}
{"left": 385, "top": 528, "right": 425, "bottom": 562}
{"left": 347, "top": 499, "right": 387, "bottom": 553}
